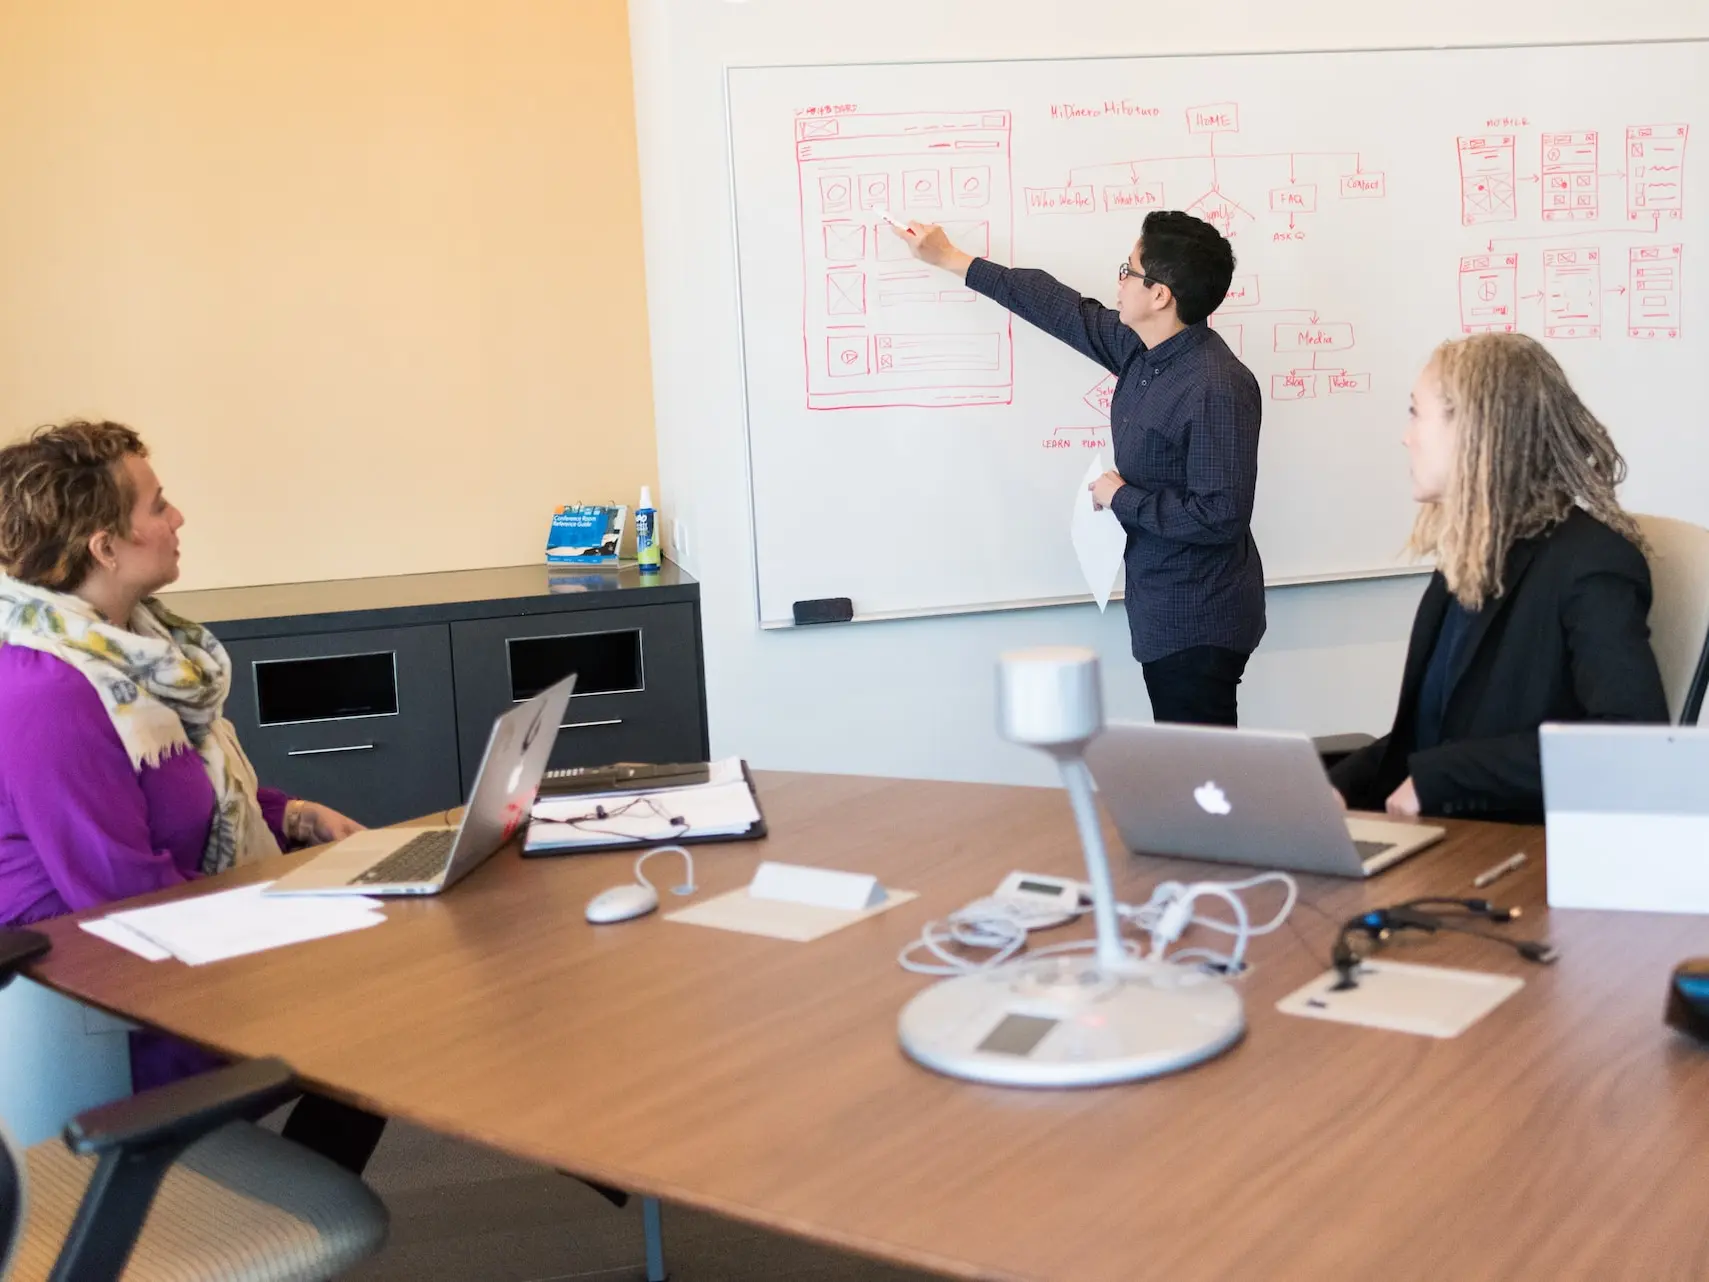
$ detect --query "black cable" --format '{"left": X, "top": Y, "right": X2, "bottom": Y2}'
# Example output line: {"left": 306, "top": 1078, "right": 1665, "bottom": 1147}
{"left": 1331, "top": 901, "right": 1559, "bottom": 989}
{"left": 1397, "top": 912, "right": 1559, "bottom": 963}
{"left": 1283, "top": 893, "right": 1341, "bottom": 970}
{"left": 556, "top": 795, "right": 689, "bottom": 840}
{"left": 1394, "top": 896, "right": 1521, "bottom": 923}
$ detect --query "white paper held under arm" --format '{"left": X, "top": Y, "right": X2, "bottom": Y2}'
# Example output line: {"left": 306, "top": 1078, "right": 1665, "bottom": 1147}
{"left": 1070, "top": 453, "right": 1126, "bottom": 611}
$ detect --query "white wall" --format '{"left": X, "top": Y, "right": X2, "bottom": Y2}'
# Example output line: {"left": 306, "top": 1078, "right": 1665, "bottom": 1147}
{"left": 0, "top": 1, "right": 659, "bottom": 593}
{"left": 0, "top": 981, "right": 132, "bottom": 1146}
{"left": 629, "top": 0, "right": 1709, "bottom": 787}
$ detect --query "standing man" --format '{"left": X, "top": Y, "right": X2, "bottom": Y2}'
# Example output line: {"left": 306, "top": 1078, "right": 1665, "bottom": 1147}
{"left": 901, "top": 210, "right": 1264, "bottom": 726}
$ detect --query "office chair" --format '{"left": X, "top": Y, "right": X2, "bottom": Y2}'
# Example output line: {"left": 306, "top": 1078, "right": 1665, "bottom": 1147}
{"left": 1311, "top": 731, "right": 1376, "bottom": 770}
{"left": 1, "top": 929, "right": 388, "bottom": 1282}
{"left": 1633, "top": 514, "right": 1709, "bottom": 725}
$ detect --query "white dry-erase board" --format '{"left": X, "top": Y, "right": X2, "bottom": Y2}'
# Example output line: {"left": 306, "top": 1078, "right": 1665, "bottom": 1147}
{"left": 727, "top": 42, "right": 1706, "bottom": 627}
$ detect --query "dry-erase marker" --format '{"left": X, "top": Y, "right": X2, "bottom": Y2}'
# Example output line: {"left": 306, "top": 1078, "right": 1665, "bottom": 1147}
{"left": 1472, "top": 851, "right": 1527, "bottom": 889}
{"left": 875, "top": 208, "right": 916, "bottom": 236}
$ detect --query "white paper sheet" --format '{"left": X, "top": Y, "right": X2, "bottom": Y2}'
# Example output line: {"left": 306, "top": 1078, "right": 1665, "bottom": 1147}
{"left": 665, "top": 886, "right": 918, "bottom": 943}
{"left": 79, "top": 917, "right": 173, "bottom": 962}
{"left": 1276, "top": 960, "right": 1524, "bottom": 1038}
{"left": 100, "top": 884, "right": 386, "bottom": 966}
{"left": 528, "top": 777, "right": 761, "bottom": 850}
{"left": 1070, "top": 453, "right": 1126, "bottom": 612}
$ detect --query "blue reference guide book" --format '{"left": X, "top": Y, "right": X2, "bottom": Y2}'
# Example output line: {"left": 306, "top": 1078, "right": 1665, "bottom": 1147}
{"left": 545, "top": 504, "right": 628, "bottom": 564}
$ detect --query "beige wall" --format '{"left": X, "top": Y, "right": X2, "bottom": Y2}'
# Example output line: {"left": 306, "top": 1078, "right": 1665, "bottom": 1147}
{"left": 0, "top": 0, "right": 658, "bottom": 591}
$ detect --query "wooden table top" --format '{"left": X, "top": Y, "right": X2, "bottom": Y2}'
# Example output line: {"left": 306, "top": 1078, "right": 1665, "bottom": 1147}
{"left": 25, "top": 772, "right": 1709, "bottom": 1281}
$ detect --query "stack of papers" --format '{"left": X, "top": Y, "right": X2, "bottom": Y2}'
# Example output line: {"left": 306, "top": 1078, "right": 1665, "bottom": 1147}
{"left": 527, "top": 756, "right": 761, "bottom": 851}
{"left": 82, "top": 884, "right": 386, "bottom": 966}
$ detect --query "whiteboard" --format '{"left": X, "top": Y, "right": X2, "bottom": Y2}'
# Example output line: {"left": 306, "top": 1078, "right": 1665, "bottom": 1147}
{"left": 728, "top": 43, "right": 1705, "bottom": 626}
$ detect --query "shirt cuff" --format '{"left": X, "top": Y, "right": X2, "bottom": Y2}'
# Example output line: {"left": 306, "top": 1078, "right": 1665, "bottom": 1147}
{"left": 964, "top": 257, "right": 1003, "bottom": 296}
{"left": 1404, "top": 751, "right": 1460, "bottom": 818}
{"left": 1109, "top": 481, "right": 1143, "bottom": 529}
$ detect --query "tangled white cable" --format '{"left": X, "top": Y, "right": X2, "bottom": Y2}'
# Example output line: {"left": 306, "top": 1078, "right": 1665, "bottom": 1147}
{"left": 898, "top": 895, "right": 1090, "bottom": 976}
{"left": 897, "top": 871, "right": 1298, "bottom": 977}
{"left": 1120, "top": 871, "right": 1298, "bottom": 973}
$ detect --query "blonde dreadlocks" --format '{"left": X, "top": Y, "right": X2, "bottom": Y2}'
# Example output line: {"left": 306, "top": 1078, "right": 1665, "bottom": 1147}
{"left": 1408, "top": 332, "right": 1640, "bottom": 610}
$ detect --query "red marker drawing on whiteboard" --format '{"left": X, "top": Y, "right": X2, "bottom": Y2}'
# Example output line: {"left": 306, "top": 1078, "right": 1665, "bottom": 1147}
{"left": 876, "top": 208, "right": 917, "bottom": 237}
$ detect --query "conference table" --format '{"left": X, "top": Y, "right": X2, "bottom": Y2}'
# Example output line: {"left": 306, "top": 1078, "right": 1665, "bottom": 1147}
{"left": 24, "top": 772, "right": 1709, "bottom": 1281}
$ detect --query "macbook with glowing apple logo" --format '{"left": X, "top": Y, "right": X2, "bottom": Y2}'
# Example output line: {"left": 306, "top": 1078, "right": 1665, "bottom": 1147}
{"left": 1085, "top": 723, "right": 1444, "bottom": 878}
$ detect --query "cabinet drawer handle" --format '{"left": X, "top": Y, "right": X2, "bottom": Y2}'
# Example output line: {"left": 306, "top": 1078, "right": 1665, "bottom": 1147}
{"left": 560, "top": 718, "right": 623, "bottom": 731}
{"left": 286, "top": 743, "right": 377, "bottom": 757}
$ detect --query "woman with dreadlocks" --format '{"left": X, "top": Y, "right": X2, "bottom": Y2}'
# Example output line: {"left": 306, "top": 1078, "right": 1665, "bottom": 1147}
{"left": 1330, "top": 332, "right": 1667, "bottom": 823}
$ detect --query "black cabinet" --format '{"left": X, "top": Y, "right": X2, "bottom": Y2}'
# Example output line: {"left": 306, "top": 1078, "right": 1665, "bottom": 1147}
{"left": 450, "top": 602, "right": 706, "bottom": 782}
{"left": 223, "top": 625, "right": 460, "bottom": 828}
{"left": 163, "top": 563, "right": 709, "bottom": 829}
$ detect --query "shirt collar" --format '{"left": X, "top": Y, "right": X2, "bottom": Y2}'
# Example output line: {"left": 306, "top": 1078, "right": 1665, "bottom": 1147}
{"left": 1142, "top": 321, "right": 1209, "bottom": 366}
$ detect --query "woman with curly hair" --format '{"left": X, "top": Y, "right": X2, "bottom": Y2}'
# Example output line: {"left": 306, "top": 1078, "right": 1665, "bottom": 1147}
{"left": 1331, "top": 333, "right": 1668, "bottom": 823}
{"left": 0, "top": 419, "right": 382, "bottom": 1170}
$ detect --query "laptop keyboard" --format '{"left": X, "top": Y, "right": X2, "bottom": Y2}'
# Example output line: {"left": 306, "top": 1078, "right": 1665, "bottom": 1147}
{"left": 352, "top": 830, "right": 456, "bottom": 886}
{"left": 1354, "top": 839, "right": 1397, "bottom": 863}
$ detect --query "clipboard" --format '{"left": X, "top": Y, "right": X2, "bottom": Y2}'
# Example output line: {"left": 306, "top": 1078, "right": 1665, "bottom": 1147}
{"left": 520, "top": 760, "right": 768, "bottom": 857}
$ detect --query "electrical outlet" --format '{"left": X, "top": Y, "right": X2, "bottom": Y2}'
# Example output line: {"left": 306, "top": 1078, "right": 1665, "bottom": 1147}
{"left": 672, "top": 518, "right": 690, "bottom": 560}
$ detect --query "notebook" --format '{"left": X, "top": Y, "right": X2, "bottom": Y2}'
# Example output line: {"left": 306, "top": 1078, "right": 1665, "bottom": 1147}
{"left": 523, "top": 758, "right": 767, "bottom": 855}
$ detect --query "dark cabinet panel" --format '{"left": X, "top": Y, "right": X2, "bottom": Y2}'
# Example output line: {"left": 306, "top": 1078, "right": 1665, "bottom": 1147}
{"left": 224, "top": 625, "right": 460, "bottom": 828}
{"left": 200, "top": 567, "right": 708, "bottom": 828}
{"left": 450, "top": 604, "right": 707, "bottom": 784}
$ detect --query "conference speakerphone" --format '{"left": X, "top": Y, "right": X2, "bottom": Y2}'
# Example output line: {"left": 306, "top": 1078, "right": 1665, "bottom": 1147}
{"left": 899, "top": 953, "right": 1245, "bottom": 1088}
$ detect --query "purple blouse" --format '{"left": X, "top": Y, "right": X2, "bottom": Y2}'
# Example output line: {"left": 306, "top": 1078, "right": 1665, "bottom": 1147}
{"left": 0, "top": 646, "right": 292, "bottom": 1088}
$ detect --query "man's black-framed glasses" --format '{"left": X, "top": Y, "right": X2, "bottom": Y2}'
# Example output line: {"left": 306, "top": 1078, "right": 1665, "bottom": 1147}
{"left": 1117, "top": 261, "right": 1169, "bottom": 290}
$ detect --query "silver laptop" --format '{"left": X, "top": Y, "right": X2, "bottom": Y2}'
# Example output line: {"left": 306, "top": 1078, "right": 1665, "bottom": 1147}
{"left": 266, "top": 674, "right": 575, "bottom": 897}
{"left": 1542, "top": 723, "right": 1709, "bottom": 911}
{"left": 1085, "top": 722, "right": 1446, "bottom": 877}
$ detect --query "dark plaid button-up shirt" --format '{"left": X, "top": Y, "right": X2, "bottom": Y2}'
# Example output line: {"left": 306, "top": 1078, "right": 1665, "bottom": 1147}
{"left": 968, "top": 258, "right": 1266, "bottom": 663}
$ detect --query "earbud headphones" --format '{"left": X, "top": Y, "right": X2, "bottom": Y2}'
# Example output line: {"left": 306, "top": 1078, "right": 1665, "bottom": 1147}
{"left": 1331, "top": 897, "right": 1558, "bottom": 990}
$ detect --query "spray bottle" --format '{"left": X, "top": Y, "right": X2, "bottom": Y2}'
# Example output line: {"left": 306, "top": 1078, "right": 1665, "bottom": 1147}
{"left": 635, "top": 485, "right": 661, "bottom": 574}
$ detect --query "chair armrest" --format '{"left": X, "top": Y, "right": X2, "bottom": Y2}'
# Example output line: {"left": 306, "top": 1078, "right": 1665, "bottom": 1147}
{"left": 51, "top": 1059, "right": 302, "bottom": 1281}
{"left": 64, "top": 1057, "right": 298, "bottom": 1157}
{"left": 0, "top": 927, "right": 50, "bottom": 990}
{"left": 1313, "top": 732, "right": 1376, "bottom": 771}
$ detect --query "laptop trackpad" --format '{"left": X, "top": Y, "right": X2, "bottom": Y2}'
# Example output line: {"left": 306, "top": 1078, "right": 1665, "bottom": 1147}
{"left": 1345, "top": 816, "right": 1446, "bottom": 867}
{"left": 274, "top": 828, "right": 421, "bottom": 885}
{"left": 1347, "top": 816, "right": 1432, "bottom": 842}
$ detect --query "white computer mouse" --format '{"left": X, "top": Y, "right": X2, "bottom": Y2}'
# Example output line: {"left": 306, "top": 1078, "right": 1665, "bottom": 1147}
{"left": 585, "top": 882, "right": 660, "bottom": 924}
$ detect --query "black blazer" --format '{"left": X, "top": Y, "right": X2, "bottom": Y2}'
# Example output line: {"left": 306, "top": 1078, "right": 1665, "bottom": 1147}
{"left": 1330, "top": 509, "right": 1668, "bottom": 823}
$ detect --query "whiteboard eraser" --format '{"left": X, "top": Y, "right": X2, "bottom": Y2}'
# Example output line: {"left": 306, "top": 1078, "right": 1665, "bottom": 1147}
{"left": 793, "top": 597, "right": 854, "bottom": 626}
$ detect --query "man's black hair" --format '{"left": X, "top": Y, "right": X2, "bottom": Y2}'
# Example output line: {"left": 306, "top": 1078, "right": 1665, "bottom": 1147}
{"left": 1137, "top": 211, "right": 1236, "bottom": 326}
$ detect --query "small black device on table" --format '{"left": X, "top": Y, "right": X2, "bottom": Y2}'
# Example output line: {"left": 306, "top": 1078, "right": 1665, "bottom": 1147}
{"left": 1666, "top": 958, "right": 1709, "bottom": 1041}
{"left": 537, "top": 761, "right": 712, "bottom": 799}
